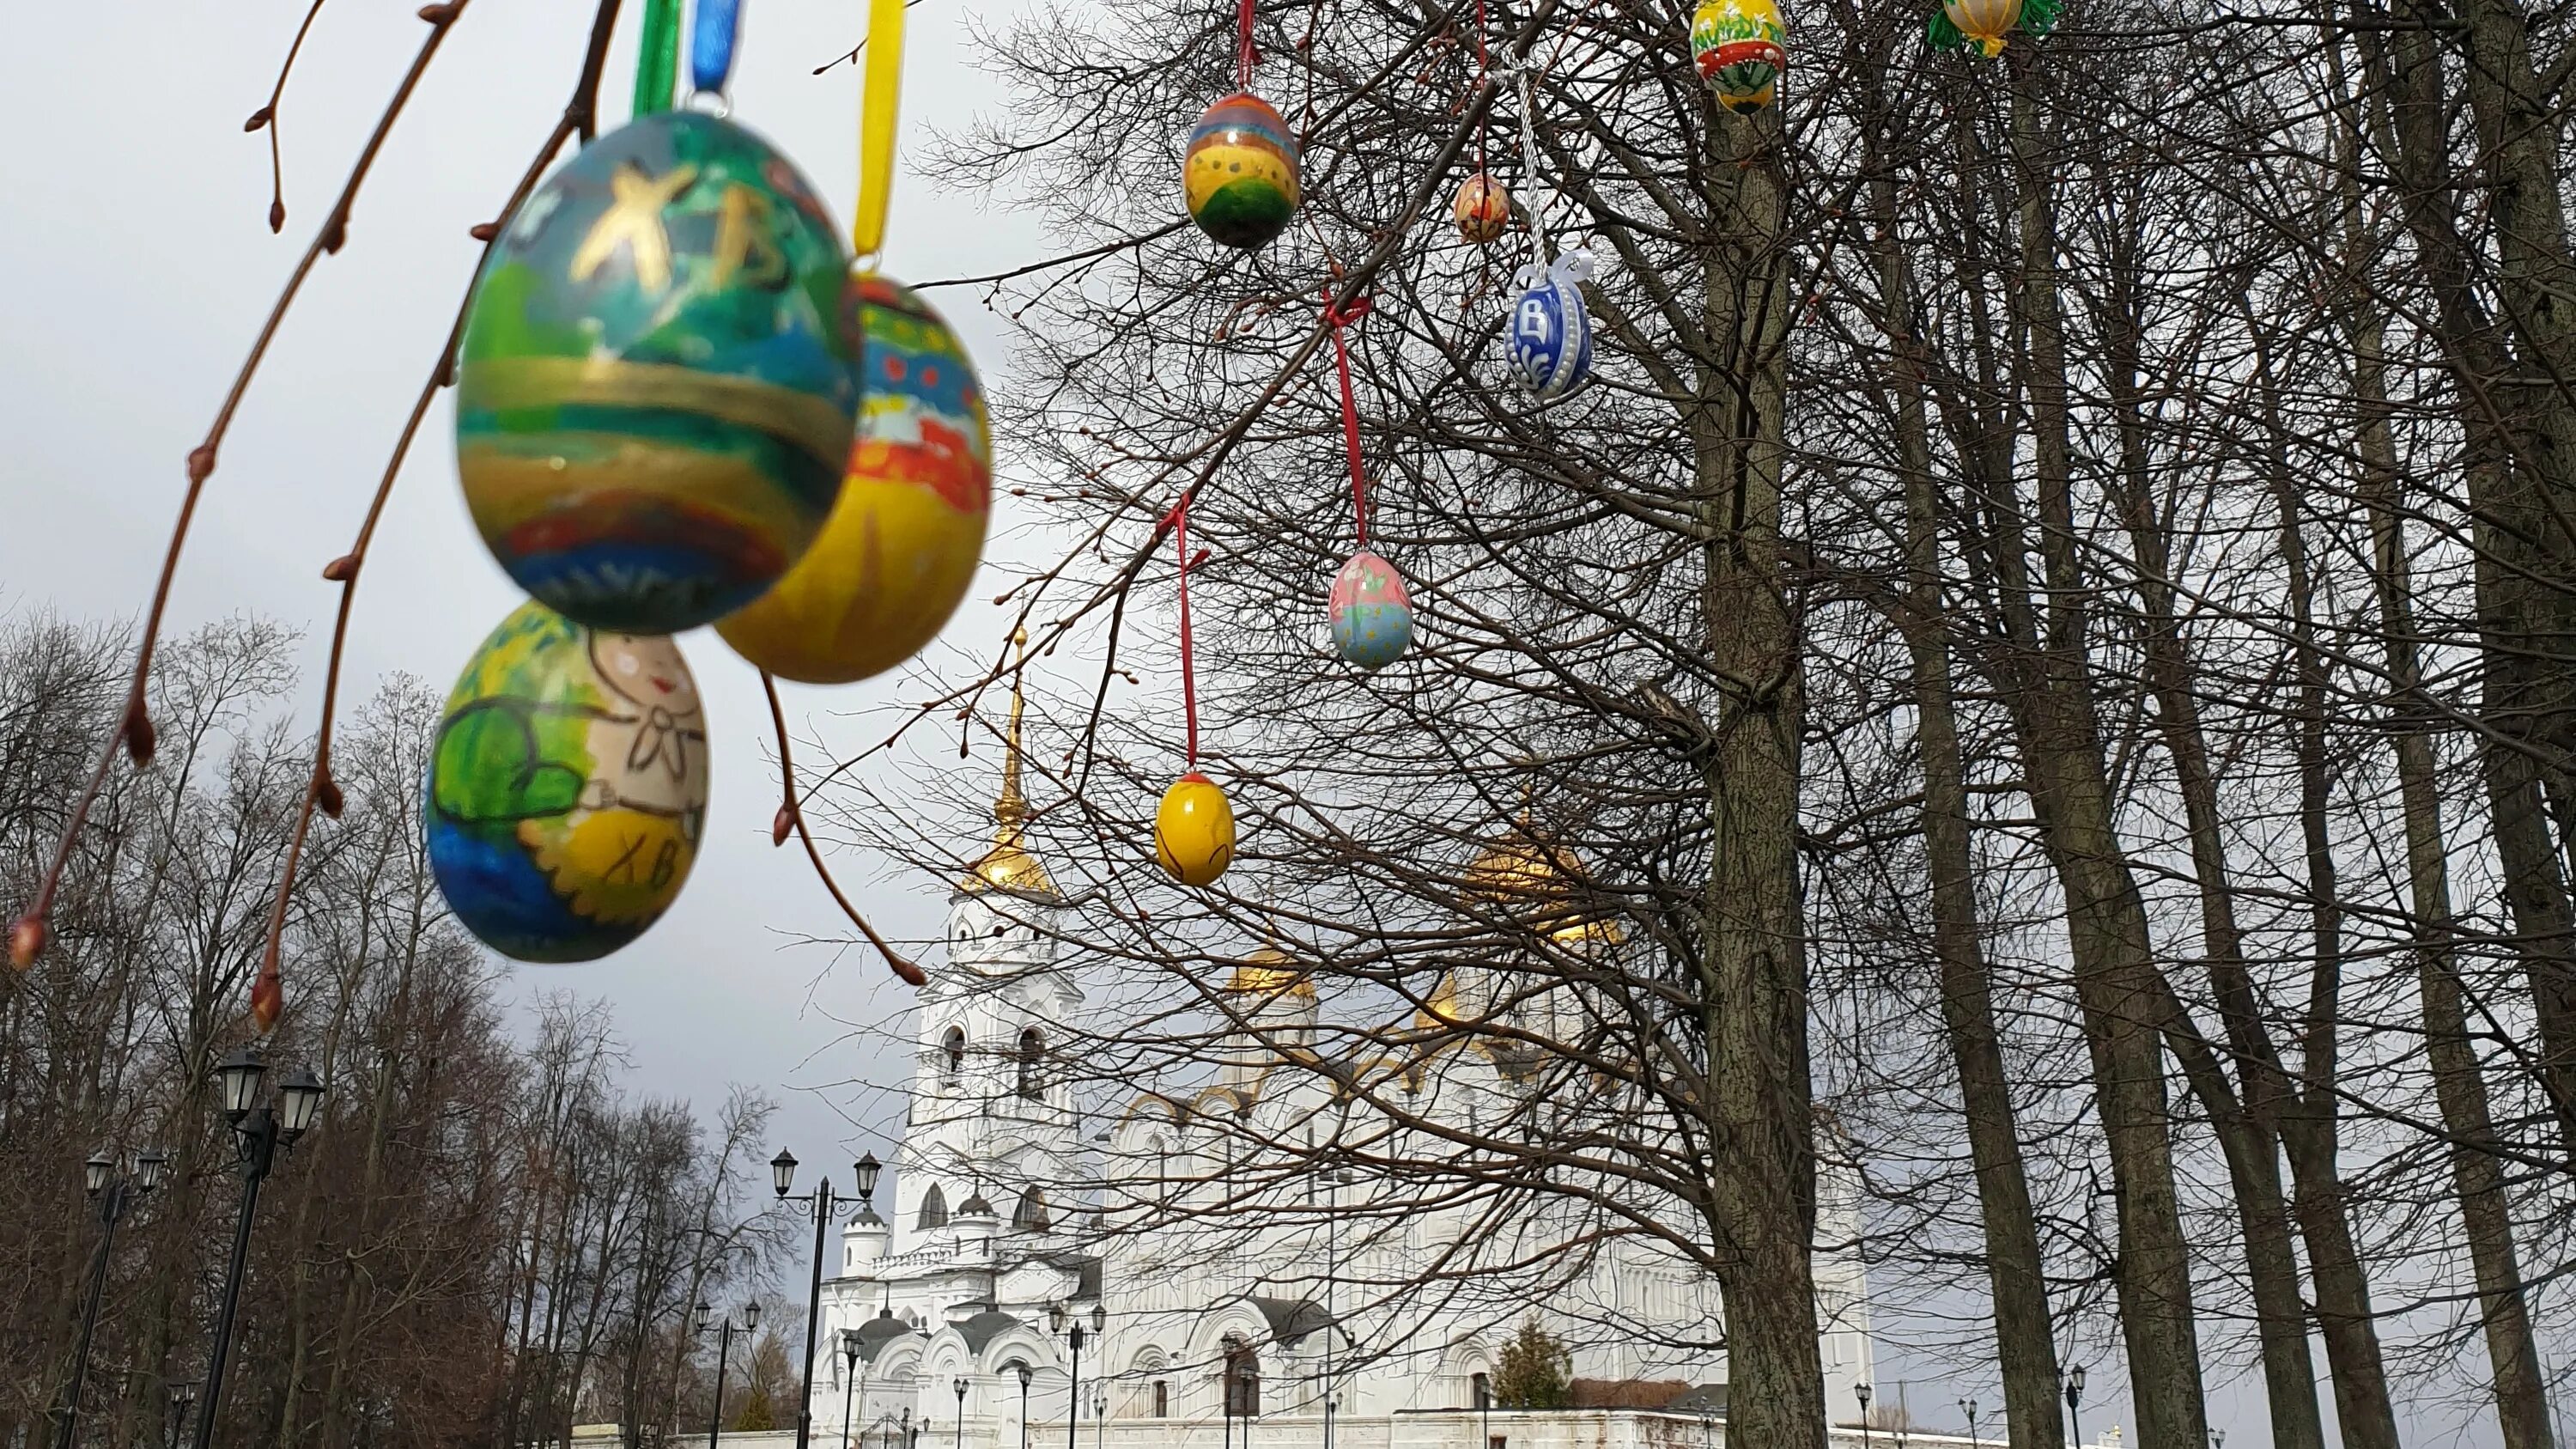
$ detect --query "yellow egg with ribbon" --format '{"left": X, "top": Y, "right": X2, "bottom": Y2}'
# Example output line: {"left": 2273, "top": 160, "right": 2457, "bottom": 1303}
{"left": 719, "top": 274, "right": 993, "bottom": 683}
{"left": 1154, "top": 772, "right": 1236, "bottom": 886}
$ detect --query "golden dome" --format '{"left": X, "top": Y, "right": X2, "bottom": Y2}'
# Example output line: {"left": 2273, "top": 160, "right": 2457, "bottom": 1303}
{"left": 961, "top": 629, "right": 1058, "bottom": 898}
{"left": 1462, "top": 825, "right": 1622, "bottom": 946}
{"left": 1411, "top": 970, "right": 1461, "bottom": 1032}
{"left": 1225, "top": 946, "right": 1315, "bottom": 999}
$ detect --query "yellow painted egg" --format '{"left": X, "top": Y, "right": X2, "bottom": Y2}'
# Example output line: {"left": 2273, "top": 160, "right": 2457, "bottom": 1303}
{"left": 1154, "top": 772, "right": 1236, "bottom": 886}
{"left": 426, "top": 601, "right": 709, "bottom": 963}
{"left": 719, "top": 275, "right": 992, "bottom": 683}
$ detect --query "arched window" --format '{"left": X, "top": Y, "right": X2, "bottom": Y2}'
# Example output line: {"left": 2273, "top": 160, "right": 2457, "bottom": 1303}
{"left": 917, "top": 1184, "right": 948, "bottom": 1229}
{"left": 1152, "top": 1382, "right": 1169, "bottom": 1418}
{"left": 1017, "top": 1027, "right": 1045, "bottom": 1099}
{"left": 1012, "top": 1187, "right": 1050, "bottom": 1232}
{"left": 943, "top": 1026, "right": 966, "bottom": 1083}
{"left": 1223, "top": 1341, "right": 1261, "bottom": 1418}
{"left": 1471, "top": 1373, "right": 1491, "bottom": 1410}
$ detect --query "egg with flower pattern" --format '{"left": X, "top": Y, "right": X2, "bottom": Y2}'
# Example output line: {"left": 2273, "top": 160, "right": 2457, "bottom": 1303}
{"left": 426, "top": 601, "right": 708, "bottom": 963}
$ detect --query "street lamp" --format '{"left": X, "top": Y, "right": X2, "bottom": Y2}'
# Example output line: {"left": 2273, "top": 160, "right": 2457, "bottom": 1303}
{"left": 1855, "top": 1383, "right": 1872, "bottom": 1449}
{"left": 775, "top": 1148, "right": 886, "bottom": 1449}
{"left": 55, "top": 1145, "right": 165, "bottom": 1449}
{"left": 165, "top": 1380, "right": 199, "bottom": 1449}
{"left": 842, "top": 1329, "right": 866, "bottom": 1449}
{"left": 2063, "top": 1367, "right": 2085, "bottom": 1449}
{"left": 1959, "top": 1398, "right": 1978, "bottom": 1446}
{"left": 1015, "top": 1362, "right": 1034, "bottom": 1449}
{"left": 954, "top": 1376, "right": 969, "bottom": 1449}
{"left": 190, "top": 1049, "right": 324, "bottom": 1449}
{"left": 1058, "top": 1303, "right": 1104, "bottom": 1449}
{"left": 703, "top": 1300, "right": 760, "bottom": 1449}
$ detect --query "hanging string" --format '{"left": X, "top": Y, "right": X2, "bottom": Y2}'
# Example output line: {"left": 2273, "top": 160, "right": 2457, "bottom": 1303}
{"left": 1323, "top": 287, "right": 1375, "bottom": 545}
{"left": 1516, "top": 67, "right": 1551, "bottom": 262}
{"left": 1236, "top": 0, "right": 1261, "bottom": 90}
{"left": 1164, "top": 492, "right": 1202, "bottom": 764}
{"left": 633, "top": 0, "right": 681, "bottom": 118}
{"left": 692, "top": 0, "right": 743, "bottom": 99}
{"left": 853, "top": 0, "right": 908, "bottom": 259}
{"left": 1472, "top": 0, "right": 1490, "bottom": 173}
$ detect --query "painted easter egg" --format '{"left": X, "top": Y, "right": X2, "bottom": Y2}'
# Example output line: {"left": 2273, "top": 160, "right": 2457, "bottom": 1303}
{"left": 456, "top": 109, "right": 860, "bottom": 634}
{"left": 1508, "top": 265, "right": 1594, "bottom": 401}
{"left": 719, "top": 275, "right": 992, "bottom": 683}
{"left": 1692, "top": 0, "right": 1787, "bottom": 112}
{"left": 1931, "top": 0, "right": 2051, "bottom": 55}
{"left": 1453, "top": 172, "right": 1512, "bottom": 245}
{"left": 1155, "top": 772, "right": 1236, "bottom": 886}
{"left": 425, "top": 601, "right": 709, "bottom": 963}
{"left": 1329, "top": 549, "right": 1413, "bottom": 670}
{"left": 1184, "top": 93, "right": 1301, "bottom": 250}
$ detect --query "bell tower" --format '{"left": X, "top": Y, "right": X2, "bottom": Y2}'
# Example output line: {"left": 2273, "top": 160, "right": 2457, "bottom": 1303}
{"left": 893, "top": 629, "right": 1085, "bottom": 1251}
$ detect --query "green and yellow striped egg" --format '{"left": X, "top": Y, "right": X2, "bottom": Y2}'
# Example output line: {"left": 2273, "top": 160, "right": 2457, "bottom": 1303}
{"left": 1183, "top": 92, "right": 1301, "bottom": 250}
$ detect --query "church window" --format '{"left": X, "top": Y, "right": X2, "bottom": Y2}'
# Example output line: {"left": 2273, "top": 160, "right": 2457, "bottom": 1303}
{"left": 1470, "top": 1373, "right": 1491, "bottom": 1410}
{"left": 1018, "top": 1028, "right": 1045, "bottom": 1099}
{"left": 1223, "top": 1342, "right": 1261, "bottom": 1417}
{"left": 943, "top": 1026, "right": 966, "bottom": 1083}
{"left": 1012, "top": 1187, "right": 1051, "bottom": 1232}
{"left": 918, "top": 1184, "right": 949, "bottom": 1229}
{"left": 1152, "top": 1382, "right": 1169, "bottom": 1419}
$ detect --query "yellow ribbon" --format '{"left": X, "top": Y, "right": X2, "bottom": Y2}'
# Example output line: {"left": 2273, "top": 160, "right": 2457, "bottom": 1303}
{"left": 853, "top": 0, "right": 908, "bottom": 259}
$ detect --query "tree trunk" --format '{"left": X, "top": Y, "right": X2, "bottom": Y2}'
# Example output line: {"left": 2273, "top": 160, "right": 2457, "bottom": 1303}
{"left": 1860, "top": 98, "right": 2063, "bottom": 1449}
{"left": 1692, "top": 94, "right": 1826, "bottom": 1449}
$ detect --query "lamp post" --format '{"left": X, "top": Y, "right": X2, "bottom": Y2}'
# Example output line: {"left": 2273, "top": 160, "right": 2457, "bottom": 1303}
{"left": 1958, "top": 1399, "right": 1978, "bottom": 1446}
{"left": 54, "top": 1144, "right": 166, "bottom": 1449}
{"left": 165, "top": 1380, "right": 199, "bottom": 1449}
{"left": 1016, "top": 1362, "right": 1034, "bottom": 1449}
{"left": 843, "top": 1329, "right": 866, "bottom": 1449}
{"left": 954, "top": 1376, "right": 969, "bottom": 1449}
{"left": 776, "top": 1151, "right": 884, "bottom": 1449}
{"left": 1055, "top": 1303, "right": 1104, "bottom": 1449}
{"left": 1091, "top": 1388, "right": 1106, "bottom": 1449}
{"left": 190, "top": 1048, "right": 325, "bottom": 1449}
{"left": 1855, "top": 1383, "right": 1872, "bottom": 1449}
{"left": 2062, "top": 1367, "right": 2085, "bottom": 1449}
{"left": 703, "top": 1299, "right": 761, "bottom": 1449}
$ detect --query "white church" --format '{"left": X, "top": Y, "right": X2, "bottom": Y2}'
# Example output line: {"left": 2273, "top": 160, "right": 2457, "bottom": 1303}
{"left": 796, "top": 700, "right": 1878, "bottom": 1449}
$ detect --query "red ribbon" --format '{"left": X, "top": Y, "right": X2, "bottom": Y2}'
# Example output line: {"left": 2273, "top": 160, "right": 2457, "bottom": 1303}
{"left": 1236, "top": 0, "right": 1260, "bottom": 90}
{"left": 1163, "top": 491, "right": 1201, "bottom": 764}
{"left": 1325, "top": 290, "right": 1374, "bottom": 545}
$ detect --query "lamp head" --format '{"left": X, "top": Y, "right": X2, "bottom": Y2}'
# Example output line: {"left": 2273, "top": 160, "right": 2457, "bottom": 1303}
{"left": 772, "top": 1149, "right": 799, "bottom": 1198}
{"left": 137, "top": 1147, "right": 167, "bottom": 1191}
{"left": 1091, "top": 1302, "right": 1107, "bottom": 1335}
{"left": 1016, "top": 1362, "right": 1033, "bottom": 1391}
{"left": 1855, "top": 1384, "right": 1871, "bottom": 1409}
{"left": 743, "top": 1301, "right": 762, "bottom": 1332}
{"left": 84, "top": 1149, "right": 111, "bottom": 1196}
{"left": 843, "top": 1326, "right": 864, "bottom": 1361}
{"left": 2067, "top": 1366, "right": 2085, "bottom": 1400}
{"left": 695, "top": 1300, "right": 714, "bottom": 1335}
{"left": 855, "top": 1151, "right": 882, "bottom": 1202}
{"left": 275, "top": 1064, "right": 325, "bottom": 1137}
{"left": 954, "top": 1377, "right": 968, "bottom": 1400}
{"left": 1049, "top": 1303, "right": 1067, "bottom": 1335}
{"left": 215, "top": 1046, "right": 266, "bottom": 1122}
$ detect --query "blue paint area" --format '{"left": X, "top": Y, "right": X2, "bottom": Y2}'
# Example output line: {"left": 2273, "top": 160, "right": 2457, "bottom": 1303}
{"left": 427, "top": 817, "right": 641, "bottom": 965}
{"left": 1509, "top": 274, "right": 1594, "bottom": 400}
{"left": 1334, "top": 601, "right": 1414, "bottom": 670}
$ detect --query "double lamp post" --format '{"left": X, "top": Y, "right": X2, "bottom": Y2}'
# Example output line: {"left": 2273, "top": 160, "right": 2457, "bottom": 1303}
{"left": 772, "top": 1148, "right": 883, "bottom": 1449}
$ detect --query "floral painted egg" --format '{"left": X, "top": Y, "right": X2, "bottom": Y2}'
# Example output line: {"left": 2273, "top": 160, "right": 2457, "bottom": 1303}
{"left": 456, "top": 109, "right": 861, "bottom": 634}
{"left": 1508, "top": 257, "right": 1594, "bottom": 401}
{"left": 426, "top": 601, "right": 709, "bottom": 963}
{"left": 1329, "top": 549, "right": 1413, "bottom": 670}
{"left": 1692, "top": 0, "right": 1787, "bottom": 113}
{"left": 1453, "top": 173, "right": 1511, "bottom": 244}
{"left": 1184, "top": 93, "right": 1301, "bottom": 250}
{"left": 1155, "top": 772, "right": 1236, "bottom": 886}
{"left": 718, "top": 275, "right": 992, "bottom": 683}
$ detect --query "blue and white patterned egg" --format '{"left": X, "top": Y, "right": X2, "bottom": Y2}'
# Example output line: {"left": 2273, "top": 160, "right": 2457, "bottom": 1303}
{"left": 1508, "top": 262, "right": 1594, "bottom": 400}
